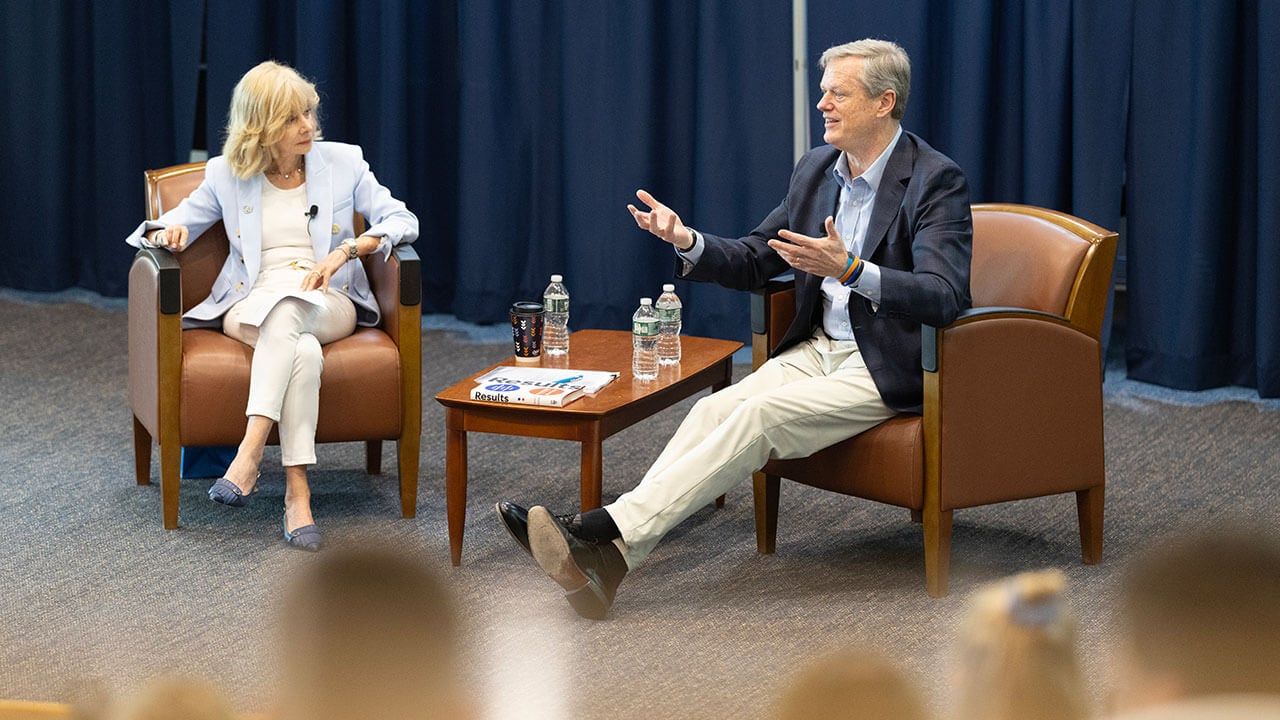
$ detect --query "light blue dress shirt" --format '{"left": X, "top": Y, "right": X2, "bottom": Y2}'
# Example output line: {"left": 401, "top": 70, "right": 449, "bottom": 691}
{"left": 820, "top": 125, "right": 900, "bottom": 340}
{"left": 678, "top": 126, "right": 902, "bottom": 342}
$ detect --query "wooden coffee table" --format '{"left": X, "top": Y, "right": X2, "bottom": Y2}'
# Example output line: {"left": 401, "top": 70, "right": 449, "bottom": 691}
{"left": 435, "top": 328, "right": 742, "bottom": 565}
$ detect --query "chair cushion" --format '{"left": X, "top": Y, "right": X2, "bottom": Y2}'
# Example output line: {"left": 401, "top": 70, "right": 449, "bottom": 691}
{"left": 179, "top": 328, "right": 401, "bottom": 446}
{"left": 763, "top": 415, "right": 925, "bottom": 509}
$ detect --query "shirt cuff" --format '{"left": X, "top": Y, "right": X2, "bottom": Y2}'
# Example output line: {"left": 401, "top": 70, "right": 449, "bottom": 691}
{"left": 368, "top": 234, "right": 392, "bottom": 261}
{"left": 135, "top": 221, "right": 167, "bottom": 247}
{"left": 676, "top": 228, "right": 704, "bottom": 273}
{"left": 848, "top": 260, "right": 881, "bottom": 305}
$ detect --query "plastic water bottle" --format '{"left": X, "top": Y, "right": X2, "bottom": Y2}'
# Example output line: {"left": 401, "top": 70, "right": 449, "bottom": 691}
{"left": 543, "top": 274, "right": 570, "bottom": 356}
{"left": 655, "top": 283, "right": 682, "bottom": 365}
{"left": 632, "top": 298, "right": 659, "bottom": 380}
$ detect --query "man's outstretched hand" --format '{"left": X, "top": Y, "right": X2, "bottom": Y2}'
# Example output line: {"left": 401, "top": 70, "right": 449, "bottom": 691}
{"left": 769, "top": 216, "right": 850, "bottom": 278}
{"left": 628, "top": 189, "right": 694, "bottom": 251}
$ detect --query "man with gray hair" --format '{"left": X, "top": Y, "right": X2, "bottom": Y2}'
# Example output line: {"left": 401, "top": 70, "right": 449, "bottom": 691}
{"left": 499, "top": 39, "right": 972, "bottom": 619}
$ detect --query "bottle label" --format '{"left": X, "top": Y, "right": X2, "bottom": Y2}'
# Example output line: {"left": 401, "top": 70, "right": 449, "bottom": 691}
{"left": 656, "top": 307, "right": 680, "bottom": 322}
{"left": 632, "top": 319, "right": 658, "bottom": 336}
{"left": 544, "top": 297, "right": 569, "bottom": 313}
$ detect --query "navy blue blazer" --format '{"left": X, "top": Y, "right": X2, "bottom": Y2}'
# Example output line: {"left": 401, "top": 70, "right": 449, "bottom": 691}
{"left": 682, "top": 131, "right": 972, "bottom": 414}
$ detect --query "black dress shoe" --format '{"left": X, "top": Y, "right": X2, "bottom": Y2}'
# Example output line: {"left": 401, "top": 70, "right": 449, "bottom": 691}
{"left": 495, "top": 501, "right": 581, "bottom": 556}
{"left": 527, "top": 505, "right": 628, "bottom": 620}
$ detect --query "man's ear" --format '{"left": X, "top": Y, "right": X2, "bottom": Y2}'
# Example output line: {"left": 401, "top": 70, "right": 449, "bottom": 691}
{"left": 878, "top": 89, "right": 897, "bottom": 118}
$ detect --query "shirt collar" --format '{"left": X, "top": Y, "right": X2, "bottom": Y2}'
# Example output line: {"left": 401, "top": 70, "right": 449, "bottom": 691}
{"left": 832, "top": 125, "right": 903, "bottom": 193}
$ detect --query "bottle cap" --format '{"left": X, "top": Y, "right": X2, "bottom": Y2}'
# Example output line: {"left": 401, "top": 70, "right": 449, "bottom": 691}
{"left": 662, "top": 283, "right": 675, "bottom": 292}
{"left": 551, "top": 274, "right": 563, "bottom": 282}
{"left": 640, "top": 297, "right": 652, "bottom": 305}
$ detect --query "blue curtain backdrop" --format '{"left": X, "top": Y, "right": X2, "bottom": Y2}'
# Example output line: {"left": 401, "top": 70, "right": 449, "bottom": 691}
{"left": 0, "top": 0, "right": 197, "bottom": 298}
{"left": 454, "top": 1, "right": 791, "bottom": 340}
{"left": 0, "top": 1, "right": 1276, "bottom": 397}
{"left": 1126, "top": 0, "right": 1280, "bottom": 396}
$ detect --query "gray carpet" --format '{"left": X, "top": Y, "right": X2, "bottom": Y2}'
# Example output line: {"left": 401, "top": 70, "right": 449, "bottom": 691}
{"left": 2, "top": 292, "right": 1278, "bottom": 720}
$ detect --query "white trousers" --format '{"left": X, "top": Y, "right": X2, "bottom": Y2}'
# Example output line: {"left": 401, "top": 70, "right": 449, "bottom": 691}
{"left": 223, "top": 294, "right": 356, "bottom": 466}
{"left": 605, "top": 330, "right": 897, "bottom": 569}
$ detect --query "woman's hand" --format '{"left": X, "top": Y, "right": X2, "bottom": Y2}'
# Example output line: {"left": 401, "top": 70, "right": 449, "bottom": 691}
{"left": 150, "top": 225, "right": 189, "bottom": 251}
{"left": 299, "top": 235, "right": 376, "bottom": 292}
{"left": 300, "top": 250, "right": 347, "bottom": 292}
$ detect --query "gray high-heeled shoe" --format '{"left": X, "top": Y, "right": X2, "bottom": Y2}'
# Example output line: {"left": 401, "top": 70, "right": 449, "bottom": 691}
{"left": 208, "top": 476, "right": 259, "bottom": 507}
{"left": 283, "top": 516, "right": 322, "bottom": 552}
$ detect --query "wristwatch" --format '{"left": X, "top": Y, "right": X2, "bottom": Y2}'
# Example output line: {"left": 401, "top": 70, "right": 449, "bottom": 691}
{"left": 341, "top": 238, "right": 359, "bottom": 260}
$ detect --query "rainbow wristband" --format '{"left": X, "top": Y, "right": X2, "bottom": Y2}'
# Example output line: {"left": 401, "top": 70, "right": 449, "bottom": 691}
{"left": 843, "top": 259, "right": 865, "bottom": 287}
{"left": 837, "top": 255, "right": 863, "bottom": 285}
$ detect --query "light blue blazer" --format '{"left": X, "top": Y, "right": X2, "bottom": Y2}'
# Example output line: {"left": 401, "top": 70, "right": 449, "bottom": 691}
{"left": 125, "top": 141, "right": 419, "bottom": 328}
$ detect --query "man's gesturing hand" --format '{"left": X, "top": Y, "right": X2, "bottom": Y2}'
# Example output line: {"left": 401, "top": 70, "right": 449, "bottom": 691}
{"left": 767, "top": 216, "right": 851, "bottom": 278}
{"left": 628, "top": 189, "right": 694, "bottom": 251}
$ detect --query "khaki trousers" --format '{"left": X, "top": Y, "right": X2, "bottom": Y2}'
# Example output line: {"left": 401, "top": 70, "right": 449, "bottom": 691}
{"left": 605, "top": 329, "right": 896, "bottom": 569}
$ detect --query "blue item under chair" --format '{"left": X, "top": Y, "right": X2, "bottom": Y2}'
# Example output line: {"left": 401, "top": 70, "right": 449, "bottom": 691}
{"left": 181, "top": 446, "right": 236, "bottom": 479}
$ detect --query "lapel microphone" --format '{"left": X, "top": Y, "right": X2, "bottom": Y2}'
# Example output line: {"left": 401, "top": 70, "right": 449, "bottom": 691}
{"left": 305, "top": 205, "right": 318, "bottom": 240}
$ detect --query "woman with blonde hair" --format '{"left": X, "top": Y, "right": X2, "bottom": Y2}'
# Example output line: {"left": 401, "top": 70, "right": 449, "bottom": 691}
{"left": 953, "top": 569, "right": 1090, "bottom": 720}
{"left": 125, "top": 60, "right": 418, "bottom": 550}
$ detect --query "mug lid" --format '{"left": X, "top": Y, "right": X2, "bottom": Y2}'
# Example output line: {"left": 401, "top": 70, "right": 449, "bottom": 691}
{"left": 510, "top": 301, "right": 544, "bottom": 314}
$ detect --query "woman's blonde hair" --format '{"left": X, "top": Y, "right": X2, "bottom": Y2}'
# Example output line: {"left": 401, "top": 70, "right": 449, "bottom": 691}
{"left": 953, "top": 569, "right": 1089, "bottom": 720}
{"left": 222, "top": 60, "right": 322, "bottom": 179}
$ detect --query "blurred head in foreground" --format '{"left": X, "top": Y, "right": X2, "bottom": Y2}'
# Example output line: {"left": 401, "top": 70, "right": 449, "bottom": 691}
{"left": 274, "top": 547, "right": 474, "bottom": 720}
{"left": 107, "top": 675, "right": 234, "bottom": 720}
{"left": 953, "top": 569, "right": 1088, "bottom": 720}
{"left": 768, "top": 647, "right": 929, "bottom": 720}
{"left": 1114, "top": 523, "right": 1280, "bottom": 712}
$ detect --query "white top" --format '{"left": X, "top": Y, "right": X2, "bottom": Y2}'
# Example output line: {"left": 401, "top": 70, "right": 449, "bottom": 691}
{"left": 259, "top": 180, "right": 313, "bottom": 265}
{"left": 230, "top": 180, "right": 329, "bottom": 327}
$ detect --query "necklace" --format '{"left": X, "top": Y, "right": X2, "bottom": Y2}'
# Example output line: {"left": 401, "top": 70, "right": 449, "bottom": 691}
{"left": 269, "top": 157, "right": 305, "bottom": 180}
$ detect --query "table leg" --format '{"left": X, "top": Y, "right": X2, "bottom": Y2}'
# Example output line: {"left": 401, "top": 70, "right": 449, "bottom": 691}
{"left": 580, "top": 437, "right": 604, "bottom": 511}
{"left": 712, "top": 356, "right": 733, "bottom": 392}
{"left": 445, "top": 411, "right": 468, "bottom": 566}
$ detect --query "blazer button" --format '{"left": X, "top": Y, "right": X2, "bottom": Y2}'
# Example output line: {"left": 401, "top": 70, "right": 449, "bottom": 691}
{"left": 331, "top": 223, "right": 341, "bottom": 235}
{"left": 236, "top": 281, "right": 244, "bottom": 290}
{"left": 342, "top": 284, "right": 349, "bottom": 292}
{"left": 243, "top": 205, "right": 253, "bottom": 214}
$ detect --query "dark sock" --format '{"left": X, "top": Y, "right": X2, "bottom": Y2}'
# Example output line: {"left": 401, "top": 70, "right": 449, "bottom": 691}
{"left": 576, "top": 508, "right": 622, "bottom": 542}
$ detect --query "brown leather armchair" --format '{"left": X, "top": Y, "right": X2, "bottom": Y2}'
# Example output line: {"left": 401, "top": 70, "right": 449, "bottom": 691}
{"left": 749, "top": 203, "right": 1117, "bottom": 596}
{"left": 128, "top": 162, "right": 422, "bottom": 528}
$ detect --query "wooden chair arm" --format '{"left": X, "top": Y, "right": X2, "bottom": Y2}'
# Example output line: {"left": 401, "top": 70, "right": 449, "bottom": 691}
{"left": 364, "top": 244, "right": 422, "bottom": 469}
{"left": 127, "top": 248, "right": 184, "bottom": 439}
{"left": 131, "top": 247, "right": 183, "bottom": 315}
{"left": 922, "top": 306, "right": 1067, "bottom": 372}
{"left": 364, "top": 244, "right": 422, "bottom": 348}
{"left": 749, "top": 274, "right": 797, "bottom": 371}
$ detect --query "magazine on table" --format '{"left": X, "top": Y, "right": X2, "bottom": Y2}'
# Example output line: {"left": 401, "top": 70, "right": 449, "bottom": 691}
{"left": 469, "top": 365, "right": 620, "bottom": 407}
